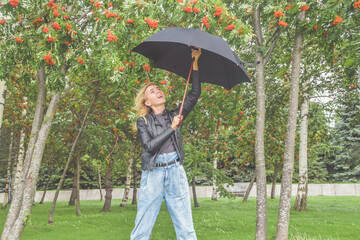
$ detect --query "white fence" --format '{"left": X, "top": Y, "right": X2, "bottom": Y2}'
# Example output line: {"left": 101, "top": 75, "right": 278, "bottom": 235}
{"left": 0, "top": 184, "right": 359, "bottom": 202}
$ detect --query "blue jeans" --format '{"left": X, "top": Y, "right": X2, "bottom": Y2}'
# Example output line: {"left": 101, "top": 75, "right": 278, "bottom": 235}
{"left": 131, "top": 152, "right": 197, "bottom": 240}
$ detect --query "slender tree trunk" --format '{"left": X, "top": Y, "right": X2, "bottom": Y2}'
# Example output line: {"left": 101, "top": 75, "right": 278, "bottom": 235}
{"left": 48, "top": 96, "right": 94, "bottom": 223}
{"left": 69, "top": 159, "right": 78, "bottom": 206}
{"left": 13, "top": 97, "right": 28, "bottom": 190}
{"left": 1, "top": 67, "right": 46, "bottom": 240}
{"left": 276, "top": 10, "right": 306, "bottom": 240}
{"left": 243, "top": 173, "right": 256, "bottom": 202}
{"left": 211, "top": 157, "right": 218, "bottom": 201}
{"left": 192, "top": 177, "right": 200, "bottom": 207}
{"left": 48, "top": 151, "right": 76, "bottom": 223}
{"left": 13, "top": 129, "right": 25, "bottom": 189}
{"left": 251, "top": 3, "right": 281, "bottom": 237}
{"left": 8, "top": 91, "right": 61, "bottom": 240}
{"left": 253, "top": 8, "right": 268, "bottom": 239}
{"left": 76, "top": 153, "right": 81, "bottom": 216}
{"left": 15, "top": 97, "right": 27, "bottom": 186}
{"left": 40, "top": 169, "right": 53, "bottom": 204}
{"left": 271, "top": 163, "right": 278, "bottom": 199}
{"left": 98, "top": 168, "right": 103, "bottom": 201}
{"left": 10, "top": 137, "right": 21, "bottom": 204}
{"left": 0, "top": 80, "right": 6, "bottom": 129}
{"left": 2, "top": 132, "right": 14, "bottom": 209}
{"left": 10, "top": 138, "right": 20, "bottom": 204}
{"left": 294, "top": 79, "right": 310, "bottom": 211}
{"left": 102, "top": 165, "right": 112, "bottom": 212}
{"left": 120, "top": 158, "right": 134, "bottom": 207}
{"left": 132, "top": 158, "right": 137, "bottom": 205}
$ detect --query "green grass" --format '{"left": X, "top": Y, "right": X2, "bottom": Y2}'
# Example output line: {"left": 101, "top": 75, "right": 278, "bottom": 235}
{"left": 1, "top": 196, "right": 359, "bottom": 240}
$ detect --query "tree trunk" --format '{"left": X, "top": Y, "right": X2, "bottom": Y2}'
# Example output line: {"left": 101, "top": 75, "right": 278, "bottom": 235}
{"left": 7, "top": 91, "right": 61, "bottom": 240}
{"left": 192, "top": 177, "right": 200, "bottom": 207}
{"left": 2, "top": 132, "right": 14, "bottom": 209}
{"left": 1, "top": 67, "right": 47, "bottom": 240}
{"left": 120, "top": 158, "right": 134, "bottom": 207}
{"left": 243, "top": 173, "right": 256, "bottom": 202}
{"left": 69, "top": 159, "right": 78, "bottom": 206}
{"left": 48, "top": 149, "right": 77, "bottom": 223}
{"left": 76, "top": 153, "right": 81, "bottom": 216}
{"left": 253, "top": 7, "right": 270, "bottom": 239}
{"left": 13, "top": 97, "right": 28, "bottom": 191}
{"left": 40, "top": 169, "right": 53, "bottom": 204}
{"left": 211, "top": 157, "right": 218, "bottom": 201}
{"left": 0, "top": 80, "right": 6, "bottom": 129}
{"left": 48, "top": 96, "right": 94, "bottom": 223}
{"left": 10, "top": 138, "right": 20, "bottom": 204}
{"left": 131, "top": 158, "right": 137, "bottom": 205}
{"left": 294, "top": 79, "right": 310, "bottom": 211}
{"left": 276, "top": 10, "right": 306, "bottom": 240}
{"left": 102, "top": 165, "right": 113, "bottom": 212}
{"left": 13, "top": 128, "right": 25, "bottom": 190}
{"left": 271, "top": 163, "right": 278, "bottom": 199}
{"left": 251, "top": 3, "right": 281, "bottom": 237}
{"left": 98, "top": 168, "right": 103, "bottom": 201}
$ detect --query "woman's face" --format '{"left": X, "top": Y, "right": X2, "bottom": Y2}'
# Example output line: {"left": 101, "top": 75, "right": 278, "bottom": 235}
{"left": 144, "top": 85, "right": 166, "bottom": 107}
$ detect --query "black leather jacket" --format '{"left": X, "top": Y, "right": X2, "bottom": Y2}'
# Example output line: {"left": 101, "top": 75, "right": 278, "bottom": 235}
{"left": 137, "top": 70, "right": 201, "bottom": 171}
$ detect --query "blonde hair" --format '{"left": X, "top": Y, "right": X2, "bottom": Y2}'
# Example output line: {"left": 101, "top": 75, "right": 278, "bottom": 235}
{"left": 134, "top": 82, "right": 156, "bottom": 118}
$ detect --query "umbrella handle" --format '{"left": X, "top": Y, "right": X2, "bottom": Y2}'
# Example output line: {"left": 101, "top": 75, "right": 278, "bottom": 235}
{"left": 178, "top": 59, "right": 194, "bottom": 125}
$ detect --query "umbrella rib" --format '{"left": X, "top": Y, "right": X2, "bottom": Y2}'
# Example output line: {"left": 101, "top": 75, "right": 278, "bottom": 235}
{"left": 215, "top": 52, "right": 231, "bottom": 89}
{"left": 222, "top": 56, "right": 230, "bottom": 89}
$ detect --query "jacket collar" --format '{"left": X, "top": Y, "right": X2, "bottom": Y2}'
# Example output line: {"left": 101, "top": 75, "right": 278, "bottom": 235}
{"left": 150, "top": 108, "right": 170, "bottom": 126}
{"left": 150, "top": 108, "right": 169, "bottom": 118}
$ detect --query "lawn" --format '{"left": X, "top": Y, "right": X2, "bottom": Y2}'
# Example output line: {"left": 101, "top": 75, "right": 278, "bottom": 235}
{"left": 1, "top": 196, "right": 359, "bottom": 240}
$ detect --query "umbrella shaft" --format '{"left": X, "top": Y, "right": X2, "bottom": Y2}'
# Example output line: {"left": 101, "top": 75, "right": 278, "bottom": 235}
{"left": 178, "top": 60, "right": 194, "bottom": 124}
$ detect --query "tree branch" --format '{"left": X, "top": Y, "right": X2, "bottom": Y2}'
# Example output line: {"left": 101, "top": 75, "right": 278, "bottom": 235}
{"left": 263, "top": 29, "right": 280, "bottom": 66}
{"left": 310, "top": 95, "right": 335, "bottom": 99}
{"left": 265, "top": 28, "right": 279, "bottom": 47}
{"left": 68, "top": 2, "right": 76, "bottom": 13}
{"left": 60, "top": 82, "right": 76, "bottom": 100}
{"left": 70, "top": 21, "right": 98, "bottom": 59}
{"left": 75, "top": 10, "right": 92, "bottom": 26}
{"left": 253, "top": 6, "right": 263, "bottom": 48}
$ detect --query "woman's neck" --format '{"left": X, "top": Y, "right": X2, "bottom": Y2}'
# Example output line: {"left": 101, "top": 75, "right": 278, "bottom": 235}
{"left": 151, "top": 105, "right": 165, "bottom": 115}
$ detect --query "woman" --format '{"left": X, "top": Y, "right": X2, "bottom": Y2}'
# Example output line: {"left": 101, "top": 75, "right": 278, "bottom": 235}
{"left": 131, "top": 48, "right": 201, "bottom": 240}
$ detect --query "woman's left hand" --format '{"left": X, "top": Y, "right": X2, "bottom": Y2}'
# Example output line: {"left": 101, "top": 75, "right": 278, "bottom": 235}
{"left": 192, "top": 48, "right": 201, "bottom": 70}
{"left": 192, "top": 48, "right": 201, "bottom": 63}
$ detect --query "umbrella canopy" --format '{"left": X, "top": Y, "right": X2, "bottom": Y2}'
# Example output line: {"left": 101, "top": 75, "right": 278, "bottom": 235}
{"left": 132, "top": 27, "right": 251, "bottom": 90}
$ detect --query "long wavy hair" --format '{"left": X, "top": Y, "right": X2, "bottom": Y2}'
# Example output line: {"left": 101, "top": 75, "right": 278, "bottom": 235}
{"left": 134, "top": 82, "right": 156, "bottom": 118}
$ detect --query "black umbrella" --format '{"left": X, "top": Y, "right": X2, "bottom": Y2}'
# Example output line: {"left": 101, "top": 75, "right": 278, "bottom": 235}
{"left": 132, "top": 27, "right": 252, "bottom": 89}
{"left": 132, "top": 27, "right": 254, "bottom": 119}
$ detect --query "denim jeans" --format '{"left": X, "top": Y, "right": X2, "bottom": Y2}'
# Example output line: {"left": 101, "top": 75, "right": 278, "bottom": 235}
{"left": 130, "top": 151, "right": 197, "bottom": 240}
